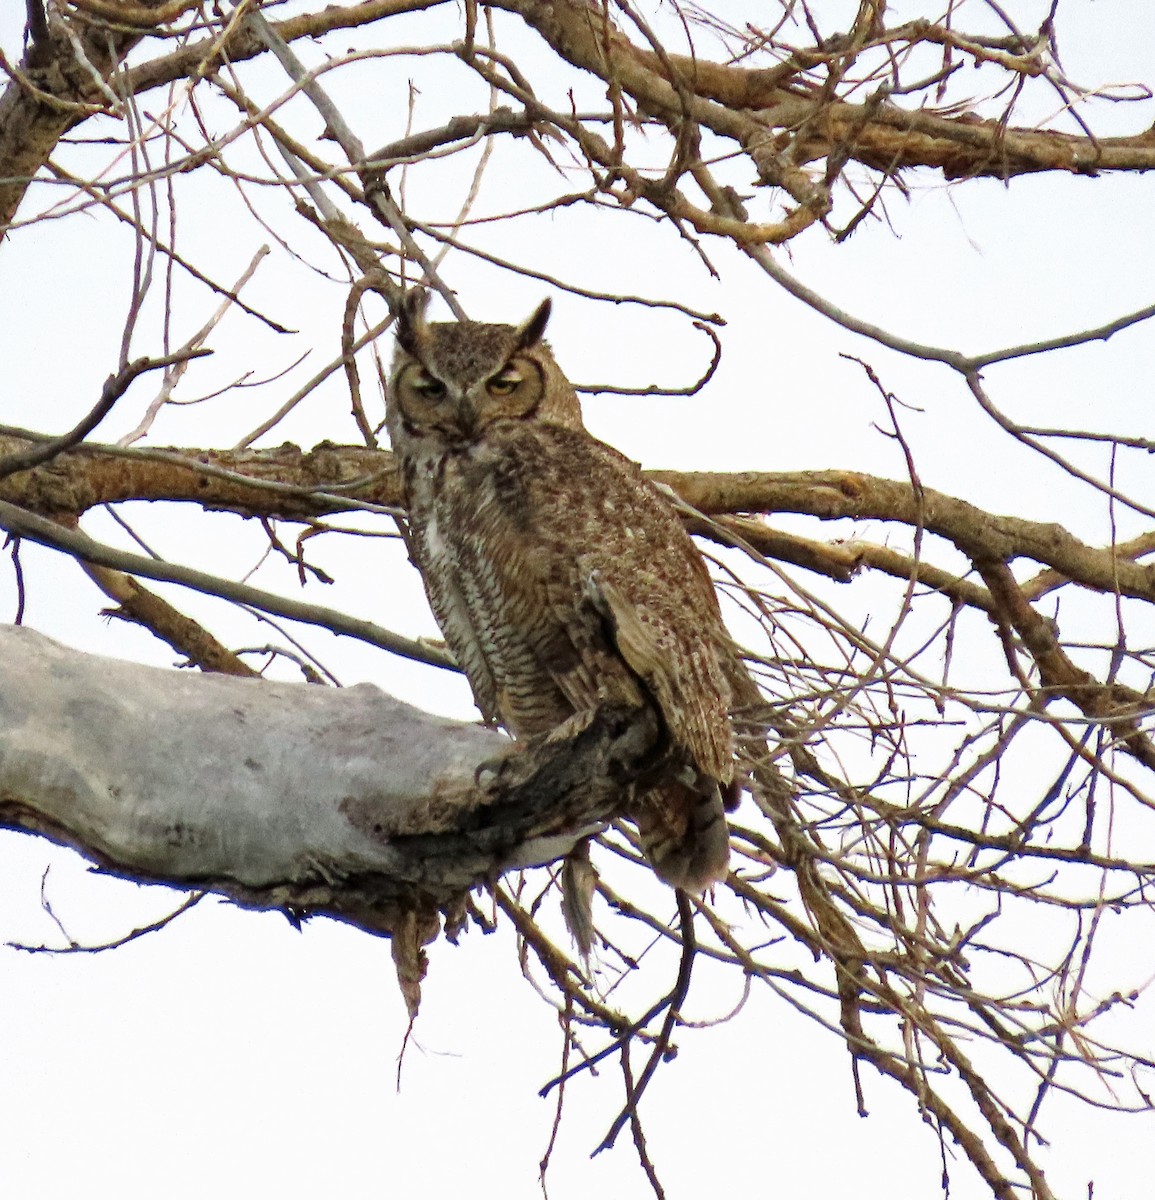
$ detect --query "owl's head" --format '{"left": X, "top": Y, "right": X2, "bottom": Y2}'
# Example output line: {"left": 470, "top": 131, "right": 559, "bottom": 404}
{"left": 387, "top": 289, "right": 583, "bottom": 449}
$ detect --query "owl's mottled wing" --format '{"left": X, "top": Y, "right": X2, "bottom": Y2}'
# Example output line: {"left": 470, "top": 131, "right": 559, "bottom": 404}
{"left": 492, "top": 423, "right": 734, "bottom": 784}
{"left": 582, "top": 567, "right": 732, "bottom": 784}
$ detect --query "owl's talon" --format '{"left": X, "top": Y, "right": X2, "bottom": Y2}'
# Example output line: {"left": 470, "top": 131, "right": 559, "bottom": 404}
{"left": 473, "top": 747, "right": 519, "bottom": 789}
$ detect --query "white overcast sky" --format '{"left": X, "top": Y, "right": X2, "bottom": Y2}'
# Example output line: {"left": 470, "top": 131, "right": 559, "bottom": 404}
{"left": 0, "top": 2, "right": 1153, "bottom": 1198}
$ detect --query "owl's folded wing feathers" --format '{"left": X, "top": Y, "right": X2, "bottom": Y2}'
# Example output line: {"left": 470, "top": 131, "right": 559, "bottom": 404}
{"left": 511, "top": 425, "right": 735, "bottom": 789}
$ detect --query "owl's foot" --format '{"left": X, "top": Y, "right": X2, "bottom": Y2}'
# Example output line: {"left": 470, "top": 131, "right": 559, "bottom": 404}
{"left": 472, "top": 739, "right": 524, "bottom": 790}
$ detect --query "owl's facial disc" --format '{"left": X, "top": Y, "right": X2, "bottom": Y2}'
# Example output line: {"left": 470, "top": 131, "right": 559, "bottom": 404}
{"left": 394, "top": 361, "right": 464, "bottom": 437}
{"left": 392, "top": 339, "right": 547, "bottom": 441}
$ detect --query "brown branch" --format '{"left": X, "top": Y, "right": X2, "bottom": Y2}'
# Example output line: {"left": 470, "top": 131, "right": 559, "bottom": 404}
{"left": 689, "top": 512, "right": 996, "bottom": 610}
{"left": 12, "top": 0, "right": 1153, "bottom": 269}
{"left": 81, "top": 561, "right": 258, "bottom": 676}
{"left": 653, "top": 469, "right": 1155, "bottom": 606}
{"left": 9, "top": 890, "right": 205, "bottom": 954}
{"left": 117, "top": 1, "right": 452, "bottom": 98}
{"left": 2, "top": 434, "right": 1149, "bottom": 615}
{"left": 496, "top": 887, "right": 635, "bottom": 1035}
{"left": 594, "top": 889, "right": 695, "bottom": 1155}
{"left": 0, "top": 351, "right": 211, "bottom": 481}
{"left": 0, "top": 498, "right": 453, "bottom": 668}
{"left": 0, "top": 434, "right": 399, "bottom": 522}
{"left": 63, "top": 0, "right": 200, "bottom": 26}
{"left": 495, "top": 0, "right": 1155, "bottom": 186}
{"left": 575, "top": 321, "right": 722, "bottom": 397}
{"left": 975, "top": 558, "right": 1155, "bottom": 772}
{"left": 363, "top": 108, "right": 541, "bottom": 171}
{"left": 0, "top": 9, "right": 137, "bottom": 234}
{"left": 25, "top": 0, "right": 50, "bottom": 48}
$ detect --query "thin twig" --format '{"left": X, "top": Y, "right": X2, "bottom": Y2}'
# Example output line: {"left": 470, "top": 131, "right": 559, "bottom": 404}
{"left": 0, "top": 349, "right": 210, "bottom": 481}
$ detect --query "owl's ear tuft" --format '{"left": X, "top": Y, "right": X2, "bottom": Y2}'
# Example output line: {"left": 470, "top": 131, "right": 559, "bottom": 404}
{"left": 395, "top": 288, "right": 431, "bottom": 355}
{"left": 515, "top": 298, "right": 552, "bottom": 350}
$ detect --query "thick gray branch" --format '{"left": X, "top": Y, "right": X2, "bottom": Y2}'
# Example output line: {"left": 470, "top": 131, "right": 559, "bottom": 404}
{"left": 0, "top": 627, "right": 655, "bottom": 934}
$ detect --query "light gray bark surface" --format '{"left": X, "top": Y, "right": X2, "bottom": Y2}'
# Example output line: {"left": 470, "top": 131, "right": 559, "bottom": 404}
{"left": 0, "top": 626, "right": 502, "bottom": 881}
{"left": 0, "top": 626, "right": 645, "bottom": 932}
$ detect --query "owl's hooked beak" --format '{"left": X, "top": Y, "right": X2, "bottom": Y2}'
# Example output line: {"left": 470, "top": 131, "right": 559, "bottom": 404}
{"left": 425, "top": 385, "right": 487, "bottom": 444}
{"left": 447, "top": 391, "right": 480, "bottom": 440}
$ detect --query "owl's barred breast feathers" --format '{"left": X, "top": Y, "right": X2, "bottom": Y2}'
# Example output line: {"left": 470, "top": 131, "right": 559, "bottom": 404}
{"left": 386, "top": 291, "right": 735, "bottom": 892}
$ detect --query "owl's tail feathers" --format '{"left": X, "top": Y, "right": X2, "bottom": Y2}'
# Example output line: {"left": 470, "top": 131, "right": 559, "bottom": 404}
{"left": 634, "top": 779, "right": 730, "bottom": 893}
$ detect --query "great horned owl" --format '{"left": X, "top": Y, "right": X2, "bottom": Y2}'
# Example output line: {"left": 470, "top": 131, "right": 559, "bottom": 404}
{"left": 386, "top": 291, "right": 735, "bottom": 891}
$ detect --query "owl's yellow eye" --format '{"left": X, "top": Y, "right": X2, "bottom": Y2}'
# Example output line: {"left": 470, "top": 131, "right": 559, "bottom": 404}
{"left": 487, "top": 369, "right": 522, "bottom": 397}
